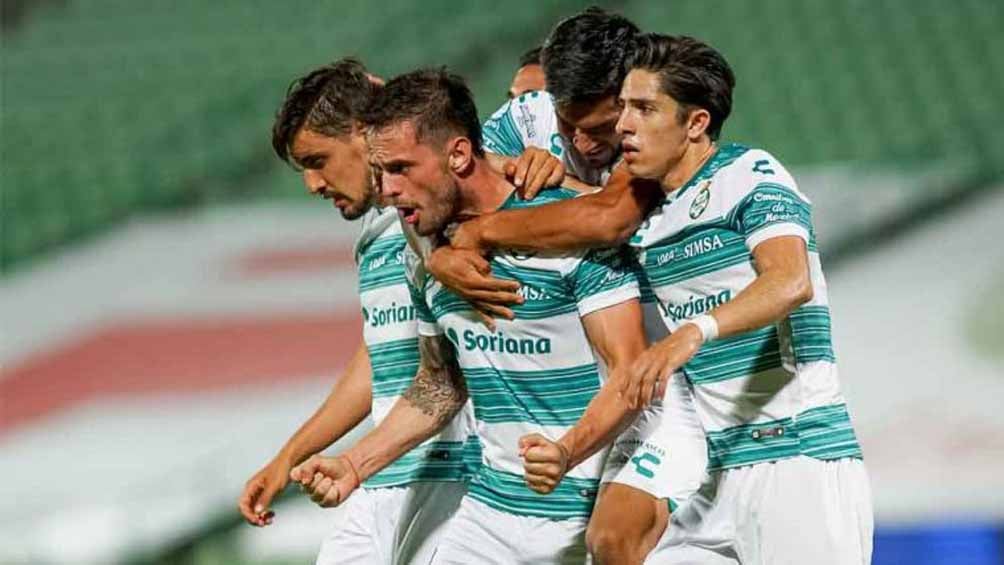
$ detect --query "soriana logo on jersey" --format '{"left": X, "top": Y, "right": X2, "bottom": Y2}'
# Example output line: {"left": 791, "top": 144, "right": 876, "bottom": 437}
{"left": 447, "top": 327, "right": 552, "bottom": 355}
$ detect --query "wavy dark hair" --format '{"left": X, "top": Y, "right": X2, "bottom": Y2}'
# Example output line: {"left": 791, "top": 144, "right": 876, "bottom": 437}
{"left": 271, "top": 57, "right": 380, "bottom": 163}
{"left": 518, "top": 45, "right": 542, "bottom": 69}
{"left": 626, "top": 34, "right": 736, "bottom": 140}
{"left": 541, "top": 7, "right": 640, "bottom": 108}
{"left": 361, "top": 67, "right": 483, "bottom": 157}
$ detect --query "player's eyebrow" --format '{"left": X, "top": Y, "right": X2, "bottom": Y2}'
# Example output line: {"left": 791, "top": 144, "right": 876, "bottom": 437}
{"left": 292, "top": 152, "right": 325, "bottom": 169}
{"left": 377, "top": 158, "right": 413, "bottom": 172}
{"left": 623, "top": 96, "right": 658, "bottom": 107}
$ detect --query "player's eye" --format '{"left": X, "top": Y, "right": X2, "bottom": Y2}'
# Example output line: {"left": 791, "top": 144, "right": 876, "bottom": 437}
{"left": 301, "top": 157, "right": 324, "bottom": 169}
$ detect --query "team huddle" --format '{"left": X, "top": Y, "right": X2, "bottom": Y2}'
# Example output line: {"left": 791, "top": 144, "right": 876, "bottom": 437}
{"left": 238, "top": 8, "right": 873, "bottom": 565}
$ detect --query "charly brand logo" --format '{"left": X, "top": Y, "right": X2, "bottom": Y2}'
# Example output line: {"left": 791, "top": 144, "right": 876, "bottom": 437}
{"left": 752, "top": 159, "right": 775, "bottom": 175}
{"left": 659, "top": 290, "right": 732, "bottom": 322}
{"left": 362, "top": 302, "right": 417, "bottom": 328}
{"left": 450, "top": 327, "right": 552, "bottom": 354}
{"left": 689, "top": 180, "right": 712, "bottom": 219}
{"left": 630, "top": 452, "right": 662, "bottom": 479}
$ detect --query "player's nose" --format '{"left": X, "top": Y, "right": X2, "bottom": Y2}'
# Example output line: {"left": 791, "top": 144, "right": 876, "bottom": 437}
{"left": 573, "top": 134, "right": 600, "bottom": 155}
{"left": 380, "top": 175, "right": 403, "bottom": 199}
{"left": 302, "top": 169, "right": 327, "bottom": 195}
{"left": 616, "top": 111, "right": 633, "bottom": 136}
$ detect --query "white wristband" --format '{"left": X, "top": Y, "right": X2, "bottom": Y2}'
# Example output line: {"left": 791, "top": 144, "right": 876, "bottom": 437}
{"left": 686, "top": 314, "right": 719, "bottom": 344}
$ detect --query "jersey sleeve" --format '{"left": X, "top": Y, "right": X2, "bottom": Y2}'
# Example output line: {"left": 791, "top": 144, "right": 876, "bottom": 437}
{"left": 481, "top": 90, "right": 564, "bottom": 159}
{"left": 403, "top": 250, "right": 443, "bottom": 337}
{"left": 567, "top": 246, "right": 641, "bottom": 317}
{"left": 731, "top": 153, "right": 813, "bottom": 251}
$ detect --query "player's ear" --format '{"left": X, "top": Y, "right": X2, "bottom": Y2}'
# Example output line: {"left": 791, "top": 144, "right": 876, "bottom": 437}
{"left": 447, "top": 136, "right": 474, "bottom": 175}
{"left": 686, "top": 108, "right": 711, "bottom": 141}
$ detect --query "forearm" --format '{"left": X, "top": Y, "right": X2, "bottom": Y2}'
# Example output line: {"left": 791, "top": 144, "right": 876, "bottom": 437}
{"left": 341, "top": 392, "right": 464, "bottom": 481}
{"left": 274, "top": 343, "right": 372, "bottom": 467}
{"left": 342, "top": 333, "right": 467, "bottom": 481}
{"left": 709, "top": 244, "right": 813, "bottom": 339}
{"left": 558, "top": 382, "right": 637, "bottom": 469}
{"left": 465, "top": 167, "right": 658, "bottom": 252}
{"left": 566, "top": 299, "right": 647, "bottom": 468}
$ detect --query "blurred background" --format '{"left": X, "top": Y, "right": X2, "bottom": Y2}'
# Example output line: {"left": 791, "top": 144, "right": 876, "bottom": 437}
{"left": 2, "top": 0, "right": 1003, "bottom": 563}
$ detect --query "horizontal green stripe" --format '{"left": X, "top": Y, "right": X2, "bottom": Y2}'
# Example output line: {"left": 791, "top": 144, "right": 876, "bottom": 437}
{"left": 359, "top": 274, "right": 407, "bottom": 293}
{"left": 482, "top": 106, "right": 524, "bottom": 157}
{"left": 369, "top": 337, "right": 420, "bottom": 397}
{"left": 642, "top": 228, "right": 750, "bottom": 287}
{"left": 788, "top": 305, "right": 836, "bottom": 363}
{"left": 468, "top": 466, "right": 598, "bottom": 518}
{"left": 732, "top": 183, "right": 812, "bottom": 240}
{"left": 499, "top": 187, "right": 578, "bottom": 210}
{"left": 705, "top": 403, "right": 862, "bottom": 470}
{"left": 406, "top": 278, "right": 438, "bottom": 324}
{"left": 466, "top": 365, "right": 601, "bottom": 425}
{"left": 462, "top": 435, "right": 483, "bottom": 478}
{"left": 684, "top": 326, "right": 782, "bottom": 384}
{"left": 571, "top": 247, "right": 640, "bottom": 303}
{"left": 357, "top": 235, "right": 408, "bottom": 292}
{"left": 364, "top": 440, "right": 468, "bottom": 488}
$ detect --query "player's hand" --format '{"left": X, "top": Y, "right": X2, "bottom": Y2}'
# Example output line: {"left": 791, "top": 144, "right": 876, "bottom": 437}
{"left": 622, "top": 325, "right": 703, "bottom": 408}
{"left": 290, "top": 455, "right": 361, "bottom": 508}
{"left": 518, "top": 433, "right": 571, "bottom": 494}
{"left": 426, "top": 246, "right": 523, "bottom": 330}
{"left": 239, "top": 458, "right": 292, "bottom": 526}
{"left": 505, "top": 147, "right": 565, "bottom": 200}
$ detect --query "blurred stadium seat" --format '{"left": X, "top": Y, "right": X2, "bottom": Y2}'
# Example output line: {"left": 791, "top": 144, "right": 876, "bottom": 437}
{"left": 3, "top": 0, "right": 1002, "bottom": 271}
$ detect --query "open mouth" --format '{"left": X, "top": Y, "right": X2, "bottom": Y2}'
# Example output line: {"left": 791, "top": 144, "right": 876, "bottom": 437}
{"left": 397, "top": 206, "right": 419, "bottom": 225}
{"left": 621, "top": 142, "right": 640, "bottom": 160}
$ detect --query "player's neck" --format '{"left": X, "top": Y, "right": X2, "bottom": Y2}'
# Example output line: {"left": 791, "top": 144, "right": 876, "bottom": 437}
{"left": 455, "top": 157, "right": 516, "bottom": 219}
{"left": 661, "top": 138, "right": 717, "bottom": 193}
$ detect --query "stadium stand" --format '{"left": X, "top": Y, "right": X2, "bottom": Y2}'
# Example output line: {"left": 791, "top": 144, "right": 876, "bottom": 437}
{"left": 3, "top": 0, "right": 1002, "bottom": 272}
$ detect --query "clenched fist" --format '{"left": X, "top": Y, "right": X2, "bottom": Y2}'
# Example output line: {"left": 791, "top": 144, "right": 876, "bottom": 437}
{"left": 289, "top": 455, "right": 362, "bottom": 508}
{"left": 519, "top": 433, "right": 571, "bottom": 494}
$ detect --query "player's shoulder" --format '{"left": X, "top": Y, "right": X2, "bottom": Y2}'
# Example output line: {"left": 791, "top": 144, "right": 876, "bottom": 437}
{"left": 499, "top": 186, "right": 578, "bottom": 211}
{"left": 713, "top": 144, "right": 806, "bottom": 207}
{"left": 354, "top": 206, "right": 402, "bottom": 260}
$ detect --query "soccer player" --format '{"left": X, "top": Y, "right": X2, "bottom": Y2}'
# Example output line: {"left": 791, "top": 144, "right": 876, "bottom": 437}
{"left": 616, "top": 33, "right": 873, "bottom": 564}
{"left": 431, "top": 33, "right": 875, "bottom": 564}
{"left": 291, "top": 68, "right": 649, "bottom": 564}
{"left": 430, "top": 9, "right": 708, "bottom": 564}
{"left": 507, "top": 46, "right": 545, "bottom": 99}
{"left": 237, "top": 58, "right": 477, "bottom": 565}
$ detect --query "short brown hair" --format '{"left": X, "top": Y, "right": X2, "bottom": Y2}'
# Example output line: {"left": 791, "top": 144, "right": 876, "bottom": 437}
{"left": 271, "top": 58, "right": 380, "bottom": 164}
{"left": 626, "top": 34, "right": 735, "bottom": 140}
{"left": 361, "top": 68, "right": 484, "bottom": 157}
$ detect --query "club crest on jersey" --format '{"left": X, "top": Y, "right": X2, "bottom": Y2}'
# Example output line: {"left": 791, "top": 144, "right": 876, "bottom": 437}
{"left": 689, "top": 181, "right": 712, "bottom": 219}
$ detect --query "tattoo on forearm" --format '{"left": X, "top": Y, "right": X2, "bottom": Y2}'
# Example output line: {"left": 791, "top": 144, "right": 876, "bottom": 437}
{"left": 402, "top": 335, "right": 467, "bottom": 427}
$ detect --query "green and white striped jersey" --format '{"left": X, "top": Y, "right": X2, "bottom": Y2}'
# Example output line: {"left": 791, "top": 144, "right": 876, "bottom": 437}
{"left": 355, "top": 206, "right": 479, "bottom": 488}
{"left": 405, "top": 188, "right": 642, "bottom": 519}
{"left": 482, "top": 90, "right": 616, "bottom": 187}
{"left": 630, "top": 143, "right": 862, "bottom": 472}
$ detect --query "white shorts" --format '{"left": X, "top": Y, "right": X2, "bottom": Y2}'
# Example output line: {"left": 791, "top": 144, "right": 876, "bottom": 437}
{"left": 430, "top": 496, "right": 588, "bottom": 565}
{"left": 645, "top": 456, "right": 873, "bottom": 565}
{"left": 315, "top": 481, "right": 466, "bottom": 565}
{"left": 601, "top": 375, "right": 708, "bottom": 508}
